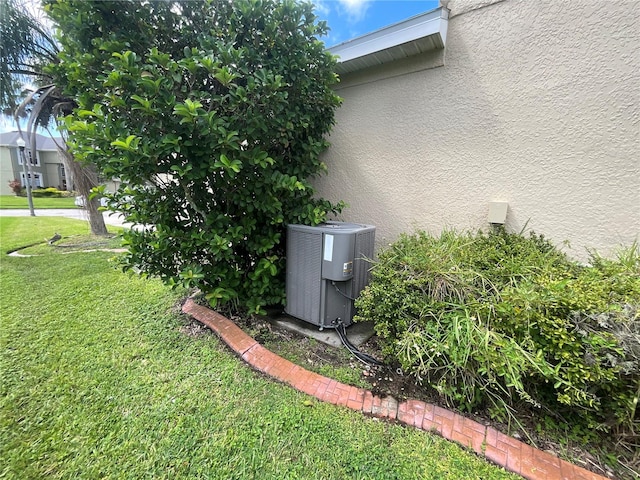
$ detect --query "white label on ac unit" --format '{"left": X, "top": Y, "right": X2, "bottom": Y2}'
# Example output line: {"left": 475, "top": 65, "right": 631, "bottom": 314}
{"left": 343, "top": 261, "right": 353, "bottom": 275}
{"left": 324, "top": 234, "right": 334, "bottom": 261}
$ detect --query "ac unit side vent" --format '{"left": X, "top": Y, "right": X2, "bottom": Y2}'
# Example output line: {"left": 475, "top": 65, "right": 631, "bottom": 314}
{"left": 285, "top": 230, "right": 322, "bottom": 324}
{"left": 353, "top": 230, "right": 375, "bottom": 296}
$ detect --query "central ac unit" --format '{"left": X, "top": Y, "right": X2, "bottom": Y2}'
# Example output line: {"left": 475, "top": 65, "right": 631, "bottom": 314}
{"left": 285, "top": 222, "right": 375, "bottom": 330}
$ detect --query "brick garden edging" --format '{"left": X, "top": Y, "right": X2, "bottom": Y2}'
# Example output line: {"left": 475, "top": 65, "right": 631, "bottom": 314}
{"left": 182, "top": 298, "right": 607, "bottom": 480}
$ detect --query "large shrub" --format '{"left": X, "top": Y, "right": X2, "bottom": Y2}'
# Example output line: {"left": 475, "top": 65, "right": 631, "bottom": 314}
{"left": 355, "top": 229, "right": 640, "bottom": 432}
{"left": 31, "top": 187, "right": 68, "bottom": 198}
{"left": 48, "top": 0, "right": 343, "bottom": 313}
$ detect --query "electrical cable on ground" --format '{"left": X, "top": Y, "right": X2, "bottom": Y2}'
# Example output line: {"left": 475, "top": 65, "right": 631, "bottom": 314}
{"left": 332, "top": 319, "right": 383, "bottom": 366}
{"left": 329, "top": 282, "right": 383, "bottom": 365}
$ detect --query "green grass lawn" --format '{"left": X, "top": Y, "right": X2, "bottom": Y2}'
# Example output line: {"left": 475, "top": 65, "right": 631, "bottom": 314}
{"left": 0, "top": 195, "right": 77, "bottom": 209}
{"left": 0, "top": 217, "right": 518, "bottom": 480}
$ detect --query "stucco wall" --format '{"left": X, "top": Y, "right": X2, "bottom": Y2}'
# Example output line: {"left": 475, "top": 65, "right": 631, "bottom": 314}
{"left": 314, "top": 0, "right": 640, "bottom": 260}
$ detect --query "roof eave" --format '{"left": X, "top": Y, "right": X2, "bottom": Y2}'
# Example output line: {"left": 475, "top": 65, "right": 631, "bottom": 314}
{"left": 328, "top": 7, "right": 449, "bottom": 75}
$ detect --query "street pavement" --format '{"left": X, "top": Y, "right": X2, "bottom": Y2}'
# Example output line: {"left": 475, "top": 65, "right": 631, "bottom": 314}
{"left": 0, "top": 208, "right": 131, "bottom": 228}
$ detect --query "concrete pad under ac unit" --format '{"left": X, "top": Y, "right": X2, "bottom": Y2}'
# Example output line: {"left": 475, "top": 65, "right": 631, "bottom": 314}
{"left": 259, "top": 313, "right": 375, "bottom": 349}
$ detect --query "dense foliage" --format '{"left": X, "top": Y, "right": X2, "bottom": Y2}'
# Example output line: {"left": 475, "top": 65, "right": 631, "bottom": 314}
{"left": 46, "top": 0, "right": 343, "bottom": 312}
{"left": 355, "top": 229, "right": 640, "bottom": 435}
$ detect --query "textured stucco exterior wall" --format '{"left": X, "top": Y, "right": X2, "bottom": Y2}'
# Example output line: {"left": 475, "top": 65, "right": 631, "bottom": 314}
{"left": 314, "top": 0, "right": 639, "bottom": 260}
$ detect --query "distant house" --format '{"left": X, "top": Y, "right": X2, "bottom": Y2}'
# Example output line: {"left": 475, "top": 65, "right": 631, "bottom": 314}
{"left": 317, "top": 0, "right": 639, "bottom": 260}
{"left": 0, "top": 131, "right": 68, "bottom": 195}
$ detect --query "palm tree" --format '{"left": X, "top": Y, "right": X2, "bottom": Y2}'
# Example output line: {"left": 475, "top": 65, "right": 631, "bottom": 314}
{"left": 0, "top": 0, "right": 108, "bottom": 235}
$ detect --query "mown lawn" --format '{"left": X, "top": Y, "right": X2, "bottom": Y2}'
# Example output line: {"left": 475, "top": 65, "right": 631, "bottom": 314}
{"left": 0, "top": 195, "right": 77, "bottom": 209}
{"left": 0, "top": 217, "right": 518, "bottom": 480}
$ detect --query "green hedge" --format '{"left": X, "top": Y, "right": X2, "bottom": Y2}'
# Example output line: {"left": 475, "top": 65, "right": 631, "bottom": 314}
{"left": 32, "top": 187, "right": 67, "bottom": 198}
{"left": 19, "top": 187, "right": 71, "bottom": 198}
{"left": 355, "top": 229, "right": 639, "bottom": 432}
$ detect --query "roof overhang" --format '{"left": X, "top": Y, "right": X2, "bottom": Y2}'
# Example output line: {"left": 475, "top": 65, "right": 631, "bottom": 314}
{"left": 328, "top": 7, "right": 449, "bottom": 75}
{"left": 0, "top": 131, "right": 64, "bottom": 151}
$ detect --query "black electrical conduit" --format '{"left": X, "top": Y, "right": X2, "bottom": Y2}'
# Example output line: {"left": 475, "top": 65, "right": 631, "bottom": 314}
{"left": 333, "top": 320, "right": 384, "bottom": 366}
{"left": 329, "top": 281, "right": 384, "bottom": 366}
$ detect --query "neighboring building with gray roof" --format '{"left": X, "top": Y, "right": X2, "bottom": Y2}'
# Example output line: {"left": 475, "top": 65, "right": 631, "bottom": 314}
{"left": 0, "top": 131, "right": 69, "bottom": 195}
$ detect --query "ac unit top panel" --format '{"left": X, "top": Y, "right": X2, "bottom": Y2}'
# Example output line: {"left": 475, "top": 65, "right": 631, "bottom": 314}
{"left": 287, "top": 221, "right": 375, "bottom": 235}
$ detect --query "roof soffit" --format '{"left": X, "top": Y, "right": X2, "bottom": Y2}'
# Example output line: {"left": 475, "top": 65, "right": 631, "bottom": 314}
{"left": 328, "top": 7, "right": 449, "bottom": 75}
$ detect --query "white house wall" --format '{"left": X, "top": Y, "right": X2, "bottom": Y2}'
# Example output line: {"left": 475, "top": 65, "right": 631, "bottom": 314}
{"left": 315, "top": 0, "right": 640, "bottom": 260}
{"left": 41, "top": 151, "right": 64, "bottom": 189}
{"left": 0, "top": 148, "right": 15, "bottom": 195}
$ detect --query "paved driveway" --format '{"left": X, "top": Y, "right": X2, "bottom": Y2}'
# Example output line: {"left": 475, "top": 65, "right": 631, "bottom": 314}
{"left": 0, "top": 209, "right": 131, "bottom": 228}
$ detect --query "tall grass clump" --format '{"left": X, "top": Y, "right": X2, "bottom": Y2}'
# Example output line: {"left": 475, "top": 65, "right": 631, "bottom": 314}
{"left": 355, "top": 229, "right": 639, "bottom": 439}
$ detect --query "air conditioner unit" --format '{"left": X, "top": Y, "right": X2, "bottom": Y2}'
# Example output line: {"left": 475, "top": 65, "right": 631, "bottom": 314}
{"left": 285, "top": 222, "right": 375, "bottom": 330}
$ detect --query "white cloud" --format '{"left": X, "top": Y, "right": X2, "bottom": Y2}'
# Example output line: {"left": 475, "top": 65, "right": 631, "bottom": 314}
{"left": 337, "top": 0, "right": 371, "bottom": 22}
{"left": 314, "top": 0, "right": 331, "bottom": 17}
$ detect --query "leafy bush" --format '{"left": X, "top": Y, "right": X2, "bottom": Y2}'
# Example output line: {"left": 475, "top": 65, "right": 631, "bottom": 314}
{"left": 31, "top": 187, "right": 67, "bottom": 198}
{"left": 355, "top": 229, "right": 640, "bottom": 433}
{"left": 8, "top": 178, "right": 23, "bottom": 195}
{"left": 51, "top": 0, "right": 343, "bottom": 314}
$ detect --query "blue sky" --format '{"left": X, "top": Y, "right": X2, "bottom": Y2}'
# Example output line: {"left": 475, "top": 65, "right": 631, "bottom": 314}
{"left": 314, "top": 0, "right": 440, "bottom": 47}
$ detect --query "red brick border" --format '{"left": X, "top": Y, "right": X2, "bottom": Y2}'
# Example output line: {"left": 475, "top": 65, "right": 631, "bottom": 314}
{"left": 182, "top": 298, "right": 607, "bottom": 480}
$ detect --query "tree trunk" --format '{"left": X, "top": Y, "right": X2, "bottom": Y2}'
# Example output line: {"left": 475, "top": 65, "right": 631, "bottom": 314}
{"left": 86, "top": 194, "right": 108, "bottom": 236}
{"left": 61, "top": 149, "right": 108, "bottom": 236}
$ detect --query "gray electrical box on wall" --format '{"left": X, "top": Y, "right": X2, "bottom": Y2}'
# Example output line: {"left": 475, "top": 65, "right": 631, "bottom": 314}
{"left": 285, "top": 222, "right": 376, "bottom": 330}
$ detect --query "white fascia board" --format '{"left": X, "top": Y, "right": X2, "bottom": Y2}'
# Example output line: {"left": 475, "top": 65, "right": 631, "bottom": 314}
{"left": 328, "top": 7, "right": 449, "bottom": 63}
